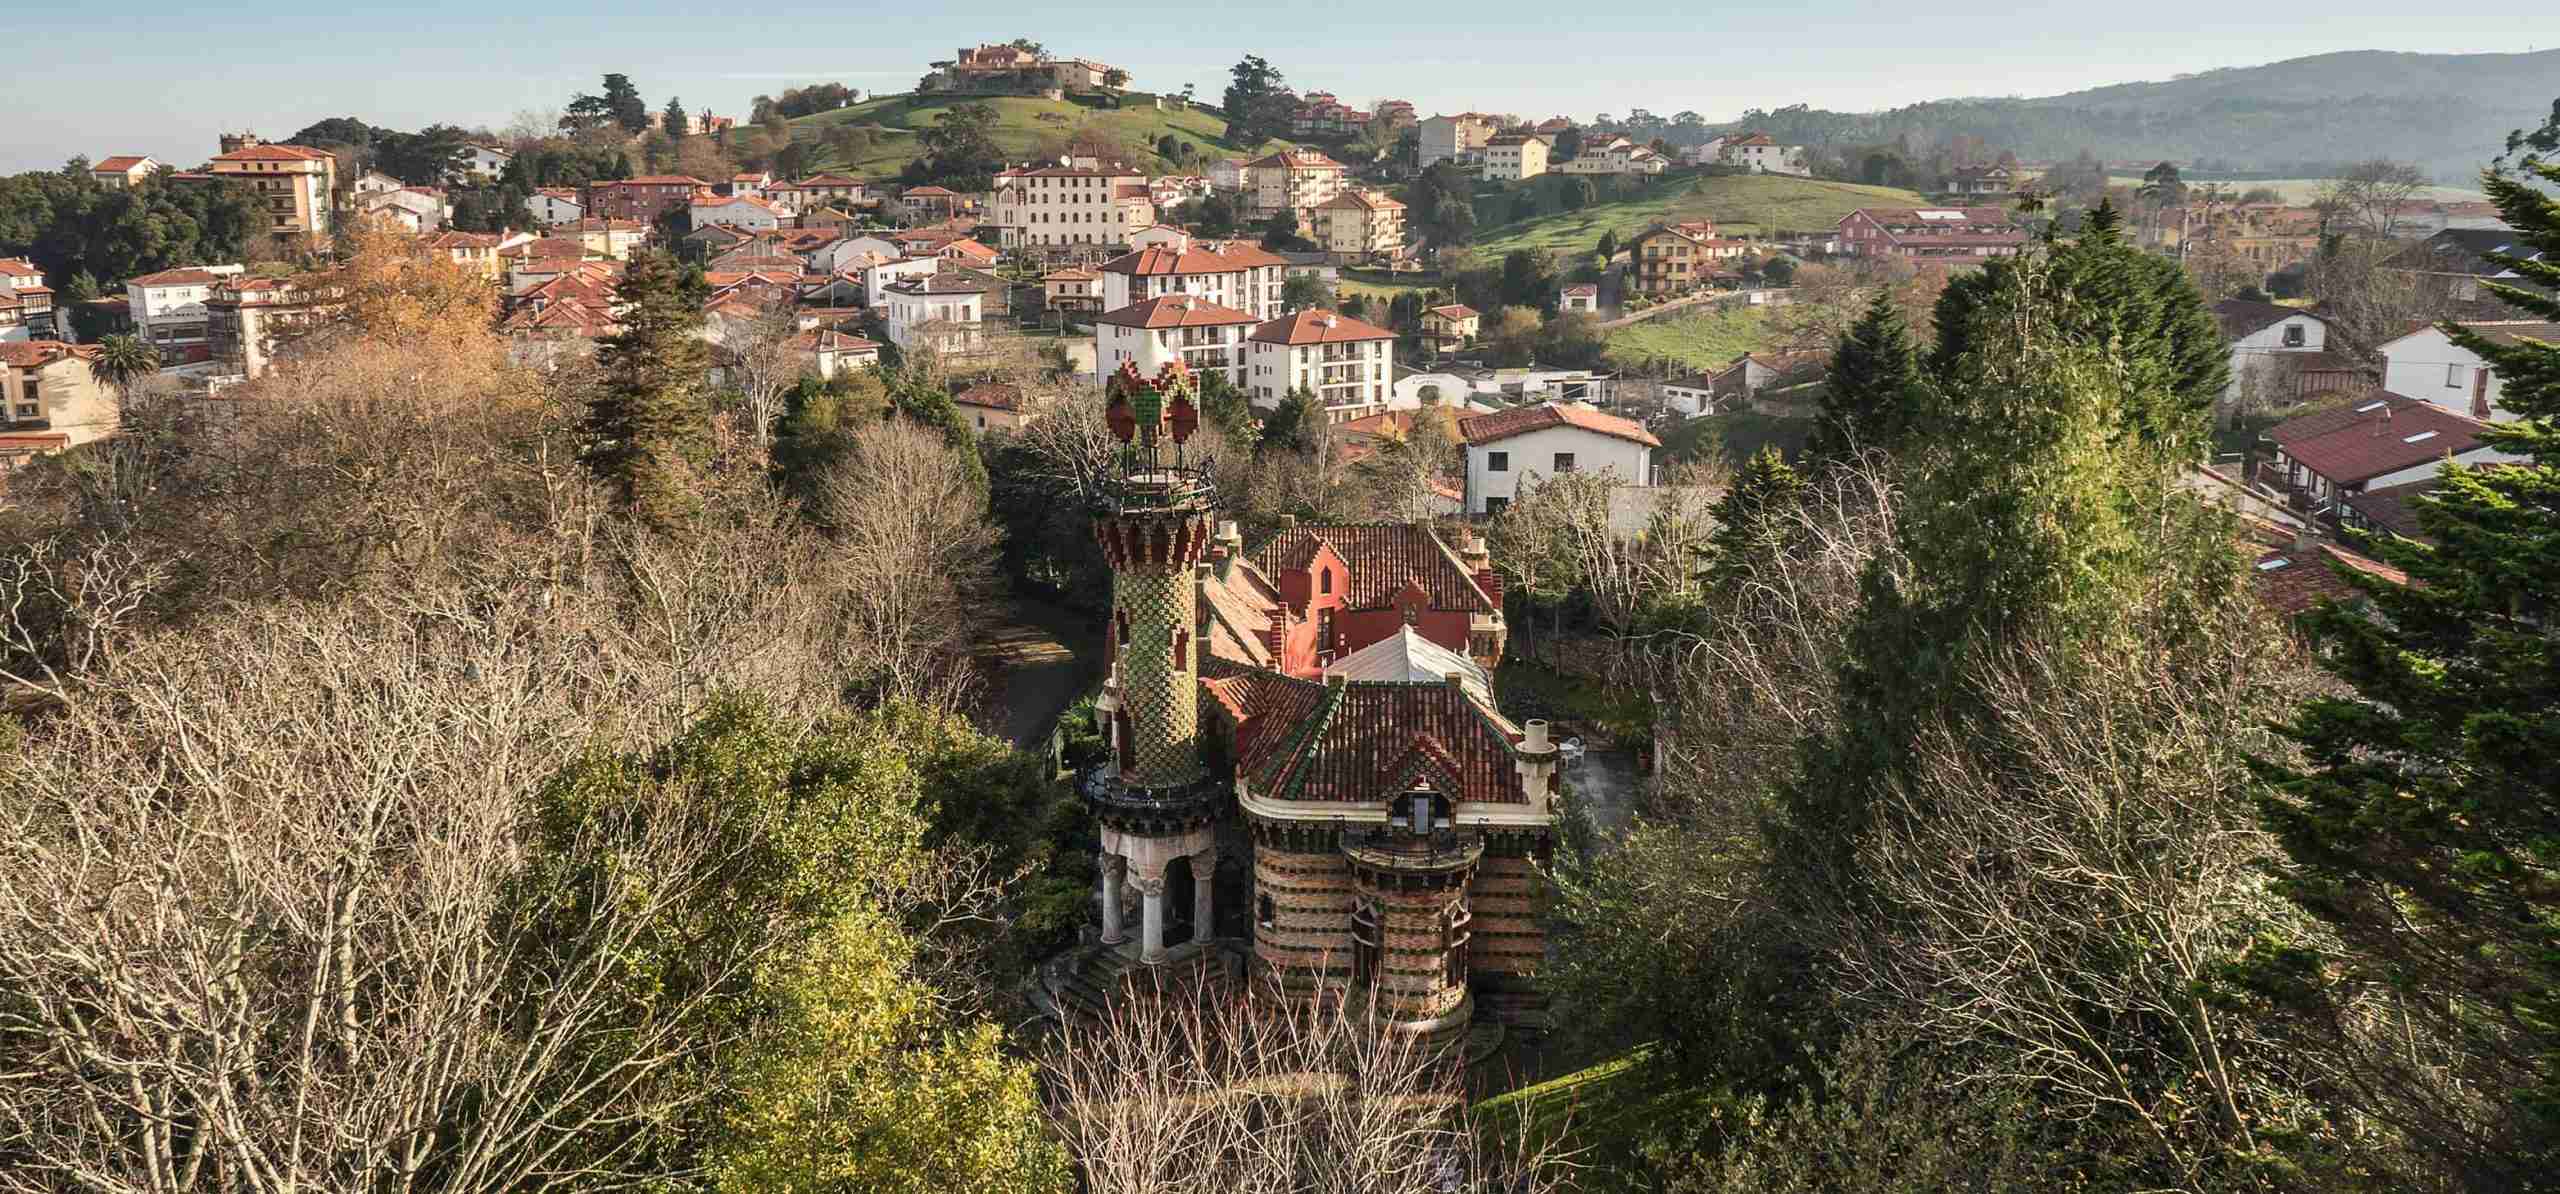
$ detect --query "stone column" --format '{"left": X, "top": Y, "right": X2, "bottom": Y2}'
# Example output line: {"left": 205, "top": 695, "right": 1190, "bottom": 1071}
{"left": 1099, "top": 854, "right": 1127, "bottom": 945}
{"left": 1191, "top": 848, "right": 1217, "bottom": 942}
{"left": 1134, "top": 869, "right": 1168, "bottom": 964}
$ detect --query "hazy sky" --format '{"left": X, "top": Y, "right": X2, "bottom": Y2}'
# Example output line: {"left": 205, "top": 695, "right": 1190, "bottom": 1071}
{"left": 9, "top": 1, "right": 2549, "bottom": 174}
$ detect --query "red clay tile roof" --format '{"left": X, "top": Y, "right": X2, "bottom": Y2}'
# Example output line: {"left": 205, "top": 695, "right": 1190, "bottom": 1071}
{"left": 1218, "top": 675, "right": 1528, "bottom": 804}
{"left": 1426, "top": 304, "right": 1478, "bottom": 321}
{"left": 1560, "top": 283, "right": 1598, "bottom": 296}
{"left": 953, "top": 382, "right": 1023, "bottom": 410}
{"left": 1094, "top": 294, "right": 1259, "bottom": 329}
{"left": 0, "top": 341, "right": 98, "bottom": 368}
{"left": 93, "top": 155, "right": 153, "bottom": 172}
{"left": 1459, "top": 401, "right": 1661, "bottom": 448}
{"left": 1249, "top": 524, "right": 1496, "bottom": 614}
{"left": 1245, "top": 149, "right": 1346, "bottom": 170}
{"left": 1099, "top": 240, "right": 1289, "bottom": 277}
{"left": 2239, "top": 519, "right": 2410, "bottom": 617}
{"left": 212, "top": 144, "right": 333, "bottom": 162}
{"left": 940, "top": 238, "right": 999, "bottom": 261}
{"left": 1249, "top": 308, "right": 1394, "bottom": 345}
{"left": 2271, "top": 393, "right": 2489, "bottom": 486}
{"left": 602, "top": 175, "right": 711, "bottom": 187}
{"left": 904, "top": 185, "right": 958, "bottom": 196}
{"left": 0, "top": 259, "right": 41, "bottom": 278}
{"left": 127, "top": 268, "right": 226, "bottom": 287}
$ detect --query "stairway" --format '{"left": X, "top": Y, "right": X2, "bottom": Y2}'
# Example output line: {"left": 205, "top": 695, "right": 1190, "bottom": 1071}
{"left": 1042, "top": 935, "right": 1248, "bottom": 1019}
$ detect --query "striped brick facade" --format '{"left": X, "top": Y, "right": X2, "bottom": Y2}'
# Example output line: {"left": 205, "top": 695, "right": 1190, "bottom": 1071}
{"left": 1251, "top": 833, "right": 1357, "bottom": 997}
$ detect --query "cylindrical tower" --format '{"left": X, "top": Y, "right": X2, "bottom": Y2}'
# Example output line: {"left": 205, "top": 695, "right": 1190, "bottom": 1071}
{"left": 1083, "top": 360, "right": 1227, "bottom": 965}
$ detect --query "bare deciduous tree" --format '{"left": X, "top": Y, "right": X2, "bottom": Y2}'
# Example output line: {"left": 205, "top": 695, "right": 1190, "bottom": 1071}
{"left": 715, "top": 299, "right": 808, "bottom": 457}
{"left": 1042, "top": 978, "right": 1579, "bottom": 1194}
{"left": 813, "top": 417, "right": 998, "bottom": 707}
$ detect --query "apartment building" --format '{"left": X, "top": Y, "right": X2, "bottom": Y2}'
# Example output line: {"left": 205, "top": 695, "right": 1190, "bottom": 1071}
{"left": 987, "top": 163, "right": 1155, "bottom": 250}
{"left": 1836, "top": 207, "right": 2028, "bottom": 262}
{"left": 1313, "top": 188, "right": 1407, "bottom": 264}
{"left": 0, "top": 259, "right": 58, "bottom": 342}
{"left": 583, "top": 176, "right": 711, "bottom": 223}
{"left": 1418, "top": 114, "right": 1499, "bottom": 169}
{"left": 0, "top": 341, "right": 113, "bottom": 473}
{"left": 205, "top": 274, "right": 341, "bottom": 380}
{"left": 207, "top": 141, "right": 338, "bottom": 239}
{"left": 1713, "top": 132, "right": 1810, "bottom": 176}
{"left": 1246, "top": 307, "right": 1396, "bottom": 419}
{"left": 1481, "top": 133, "right": 1550, "bottom": 182}
{"left": 126, "top": 265, "right": 246, "bottom": 360}
{"left": 1629, "top": 221, "right": 1748, "bottom": 296}
{"left": 1094, "top": 293, "right": 1258, "bottom": 390}
{"left": 1243, "top": 149, "right": 1347, "bottom": 224}
{"left": 882, "top": 273, "right": 988, "bottom": 356}
{"left": 1097, "top": 240, "right": 1291, "bottom": 320}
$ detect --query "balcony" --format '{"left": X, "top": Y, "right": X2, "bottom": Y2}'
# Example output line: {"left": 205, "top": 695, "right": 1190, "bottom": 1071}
{"left": 1342, "top": 827, "right": 1484, "bottom": 878}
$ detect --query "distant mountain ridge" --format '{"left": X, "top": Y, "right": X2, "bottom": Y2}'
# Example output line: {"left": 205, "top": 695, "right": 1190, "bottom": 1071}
{"left": 1723, "top": 50, "right": 2560, "bottom": 183}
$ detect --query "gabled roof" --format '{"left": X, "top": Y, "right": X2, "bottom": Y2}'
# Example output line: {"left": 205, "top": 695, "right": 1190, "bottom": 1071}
{"left": 884, "top": 273, "right": 987, "bottom": 296}
{"left": 1325, "top": 626, "right": 1492, "bottom": 697}
{"left": 1094, "top": 294, "right": 1258, "bottom": 329}
{"left": 2342, "top": 476, "right": 2439, "bottom": 541}
{"left": 953, "top": 382, "right": 1023, "bottom": 410}
{"left": 212, "top": 143, "right": 332, "bottom": 162}
{"left": 2213, "top": 298, "right": 2321, "bottom": 341}
{"left": 1459, "top": 401, "right": 1662, "bottom": 448}
{"left": 1211, "top": 672, "right": 1527, "bottom": 804}
{"left": 2384, "top": 227, "right": 2543, "bottom": 277}
{"left": 1426, "top": 304, "right": 1478, "bottom": 321}
{"left": 1245, "top": 149, "right": 1346, "bottom": 170}
{"left": 1098, "top": 240, "right": 1289, "bottom": 277}
{"left": 93, "top": 155, "right": 154, "bottom": 172}
{"left": 0, "top": 341, "right": 99, "bottom": 369}
{"left": 2238, "top": 519, "right": 2409, "bottom": 617}
{"left": 1249, "top": 308, "right": 1394, "bottom": 345}
{"left": 2270, "top": 393, "right": 2490, "bottom": 486}
{"left": 1249, "top": 524, "right": 1497, "bottom": 613}
{"left": 127, "top": 268, "right": 226, "bottom": 287}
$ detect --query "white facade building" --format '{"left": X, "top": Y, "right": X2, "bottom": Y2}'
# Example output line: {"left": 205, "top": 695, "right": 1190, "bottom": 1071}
{"left": 1457, "top": 402, "right": 1661, "bottom": 515}
{"left": 2379, "top": 322, "right": 2555, "bottom": 422}
{"left": 862, "top": 256, "right": 942, "bottom": 309}
{"left": 527, "top": 188, "right": 585, "bottom": 226}
{"left": 1093, "top": 294, "right": 1258, "bottom": 390}
{"left": 882, "top": 274, "right": 987, "bottom": 354}
{"left": 1098, "top": 241, "right": 1291, "bottom": 321}
{"left": 1244, "top": 308, "right": 1397, "bottom": 419}
{"left": 987, "top": 164, "right": 1155, "bottom": 250}
{"left": 124, "top": 265, "right": 246, "bottom": 357}
{"left": 2217, "top": 300, "right": 2335, "bottom": 402}
{"left": 689, "top": 193, "right": 786, "bottom": 232}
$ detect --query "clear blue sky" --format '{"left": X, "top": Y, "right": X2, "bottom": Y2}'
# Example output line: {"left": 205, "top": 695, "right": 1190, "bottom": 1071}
{"left": 8, "top": 1, "right": 2547, "bottom": 174}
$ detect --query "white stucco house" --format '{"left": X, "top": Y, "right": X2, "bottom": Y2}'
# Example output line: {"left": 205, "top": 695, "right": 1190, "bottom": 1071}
{"left": 1458, "top": 401, "right": 1662, "bottom": 515}
{"left": 1093, "top": 293, "right": 1258, "bottom": 391}
{"left": 2377, "top": 320, "right": 2555, "bottom": 423}
{"left": 689, "top": 193, "right": 786, "bottom": 232}
{"left": 527, "top": 188, "right": 585, "bottom": 226}
{"left": 882, "top": 273, "right": 987, "bottom": 355}
{"left": 460, "top": 144, "right": 513, "bottom": 182}
{"left": 2214, "top": 299, "right": 2359, "bottom": 406}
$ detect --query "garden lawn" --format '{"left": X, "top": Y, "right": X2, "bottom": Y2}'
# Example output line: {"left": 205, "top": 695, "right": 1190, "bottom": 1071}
{"left": 789, "top": 91, "right": 1270, "bottom": 176}
{"left": 1468, "top": 173, "right": 1928, "bottom": 259}
{"left": 1602, "top": 305, "right": 1773, "bottom": 374}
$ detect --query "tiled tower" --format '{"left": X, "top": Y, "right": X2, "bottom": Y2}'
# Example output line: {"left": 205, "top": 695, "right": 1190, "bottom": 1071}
{"left": 1084, "top": 359, "right": 1227, "bottom": 965}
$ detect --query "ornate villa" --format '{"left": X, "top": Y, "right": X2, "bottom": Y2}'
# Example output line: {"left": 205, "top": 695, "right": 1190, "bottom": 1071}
{"left": 1044, "top": 359, "right": 1559, "bottom": 1046}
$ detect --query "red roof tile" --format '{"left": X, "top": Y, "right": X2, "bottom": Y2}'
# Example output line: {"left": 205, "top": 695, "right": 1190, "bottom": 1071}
{"left": 1094, "top": 294, "right": 1259, "bottom": 329}
{"left": 1217, "top": 675, "right": 1529, "bottom": 804}
{"left": 93, "top": 155, "right": 153, "bottom": 172}
{"left": 2271, "top": 393, "right": 2489, "bottom": 486}
{"left": 1249, "top": 524, "right": 1496, "bottom": 614}
{"left": 127, "top": 268, "right": 226, "bottom": 287}
{"left": 1249, "top": 308, "right": 1395, "bottom": 345}
{"left": 1459, "top": 401, "right": 1661, "bottom": 448}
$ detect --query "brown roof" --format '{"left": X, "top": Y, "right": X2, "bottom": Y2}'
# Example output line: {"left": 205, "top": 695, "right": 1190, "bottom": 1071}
{"left": 1098, "top": 240, "right": 1289, "bottom": 277}
{"left": 940, "top": 238, "right": 999, "bottom": 261}
{"left": 1040, "top": 267, "right": 1097, "bottom": 282}
{"left": 1249, "top": 308, "right": 1395, "bottom": 346}
{"left": 953, "top": 383, "right": 1024, "bottom": 411}
{"left": 127, "top": 268, "right": 226, "bottom": 287}
{"left": 2343, "top": 476, "right": 2438, "bottom": 540}
{"left": 1093, "top": 294, "right": 1258, "bottom": 329}
{"left": 2239, "top": 520, "right": 2410, "bottom": 617}
{"left": 1426, "top": 304, "right": 1478, "bottom": 321}
{"left": 2213, "top": 298, "right": 2321, "bottom": 341}
{"left": 885, "top": 273, "right": 986, "bottom": 296}
{"left": 603, "top": 175, "right": 711, "bottom": 187}
{"left": 1249, "top": 524, "right": 1496, "bottom": 614}
{"left": 212, "top": 144, "right": 332, "bottom": 162}
{"left": 93, "top": 155, "right": 153, "bottom": 171}
{"left": 1317, "top": 189, "right": 1405, "bottom": 212}
{"left": 1212, "top": 673, "right": 1527, "bottom": 804}
{"left": 1458, "top": 401, "right": 1662, "bottom": 448}
{"left": 903, "top": 185, "right": 958, "bottom": 196}
{"left": 1560, "top": 283, "right": 1598, "bottom": 297}
{"left": 2271, "top": 393, "right": 2488, "bottom": 486}
{"left": 0, "top": 340, "right": 99, "bottom": 369}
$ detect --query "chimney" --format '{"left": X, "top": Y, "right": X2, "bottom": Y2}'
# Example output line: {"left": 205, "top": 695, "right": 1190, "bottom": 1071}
{"left": 1515, "top": 718, "right": 1559, "bottom": 811}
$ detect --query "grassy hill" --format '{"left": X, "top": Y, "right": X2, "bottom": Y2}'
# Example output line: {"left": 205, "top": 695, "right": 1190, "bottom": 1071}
{"left": 1467, "top": 174, "right": 1928, "bottom": 259}
{"left": 1603, "top": 306, "right": 1775, "bottom": 374}
{"left": 787, "top": 91, "right": 1274, "bottom": 177}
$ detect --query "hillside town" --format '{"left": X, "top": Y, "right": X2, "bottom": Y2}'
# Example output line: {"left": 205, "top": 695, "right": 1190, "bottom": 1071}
{"left": 1, "top": 27, "right": 2556, "bottom": 1194}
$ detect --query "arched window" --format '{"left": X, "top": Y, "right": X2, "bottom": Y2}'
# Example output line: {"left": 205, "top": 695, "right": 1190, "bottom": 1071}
{"left": 1319, "top": 567, "right": 1332, "bottom": 594}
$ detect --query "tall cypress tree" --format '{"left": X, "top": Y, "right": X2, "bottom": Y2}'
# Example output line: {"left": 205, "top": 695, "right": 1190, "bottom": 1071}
{"left": 1701, "top": 445, "right": 1805, "bottom": 597}
{"left": 2251, "top": 115, "right": 2560, "bottom": 1191}
{"left": 1810, "top": 289, "right": 1921, "bottom": 462}
{"left": 1929, "top": 198, "right": 2228, "bottom": 455}
{"left": 583, "top": 249, "right": 710, "bottom": 532}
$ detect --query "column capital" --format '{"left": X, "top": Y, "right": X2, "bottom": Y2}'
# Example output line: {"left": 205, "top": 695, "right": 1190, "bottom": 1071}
{"left": 1129, "top": 871, "right": 1166, "bottom": 897}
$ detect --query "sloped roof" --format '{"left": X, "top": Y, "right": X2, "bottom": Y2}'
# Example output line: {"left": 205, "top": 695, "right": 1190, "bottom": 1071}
{"left": 0, "top": 341, "right": 98, "bottom": 369}
{"left": 127, "top": 268, "right": 227, "bottom": 287}
{"left": 1325, "top": 626, "right": 1491, "bottom": 697}
{"left": 2238, "top": 519, "right": 2409, "bottom": 617}
{"left": 1249, "top": 524, "right": 1496, "bottom": 613}
{"left": 1095, "top": 294, "right": 1258, "bottom": 329}
{"left": 2343, "top": 476, "right": 2438, "bottom": 541}
{"left": 2270, "top": 393, "right": 2488, "bottom": 486}
{"left": 1458, "top": 401, "right": 1661, "bottom": 448}
{"left": 1216, "top": 675, "right": 1527, "bottom": 804}
{"left": 2213, "top": 298, "right": 2321, "bottom": 341}
{"left": 1249, "top": 308, "right": 1395, "bottom": 345}
{"left": 93, "top": 155, "right": 154, "bottom": 171}
{"left": 1200, "top": 562, "right": 1284, "bottom": 670}
{"left": 953, "top": 383, "right": 1023, "bottom": 411}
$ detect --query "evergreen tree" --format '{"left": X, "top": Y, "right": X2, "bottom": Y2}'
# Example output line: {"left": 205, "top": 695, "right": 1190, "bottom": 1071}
{"left": 1701, "top": 446, "right": 1805, "bottom": 597}
{"left": 583, "top": 250, "right": 710, "bottom": 531}
{"left": 1809, "top": 288, "right": 1921, "bottom": 462}
{"left": 2249, "top": 112, "right": 2560, "bottom": 1191}
{"left": 1929, "top": 197, "right": 2227, "bottom": 454}
{"left": 1597, "top": 230, "right": 1619, "bottom": 261}
{"left": 602, "top": 73, "right": 649, "bottom": 133}
{"left": 662, "top": 96, "right": 689, "bottom": 141}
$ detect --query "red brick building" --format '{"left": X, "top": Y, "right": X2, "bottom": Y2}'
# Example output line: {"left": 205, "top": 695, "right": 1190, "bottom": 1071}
{"left": 582, "top": 176, "right": 711, "bottom": 223}
{"left": 1836, "top": 206, "right": 2028, "bottom": 262}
